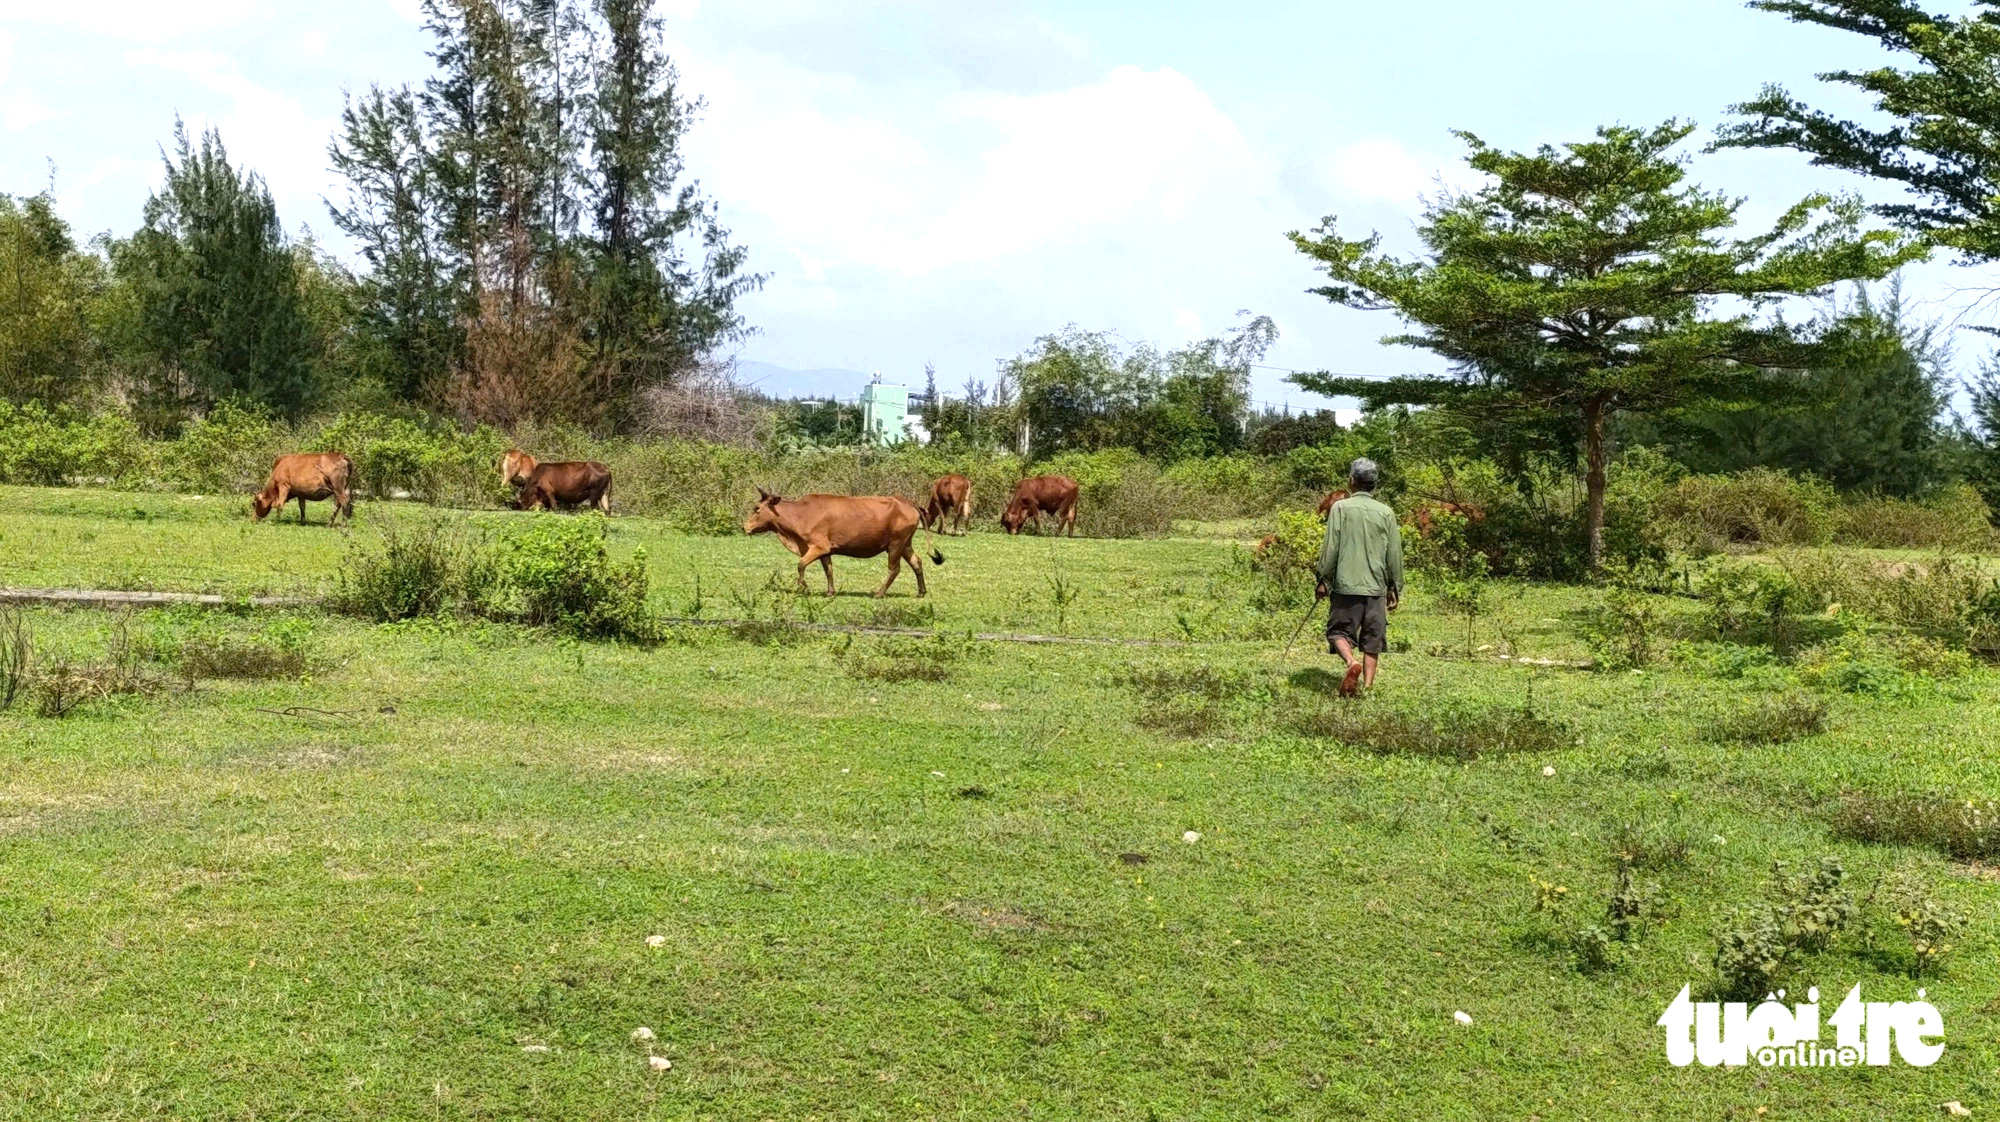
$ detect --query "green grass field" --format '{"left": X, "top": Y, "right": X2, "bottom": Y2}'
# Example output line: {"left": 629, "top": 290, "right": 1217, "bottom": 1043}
{"left": 0, "top": 485, "right": 1995, "bottom": 1119}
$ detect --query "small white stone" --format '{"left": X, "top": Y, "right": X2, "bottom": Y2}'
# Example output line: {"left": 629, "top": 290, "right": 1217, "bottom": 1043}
{"left": 1541, "top": 766, "right": 1556, "bottom": 778}
{"left": 631, "top": 1027, "right": 655, "bottom": 1042}
{"left": 521, "top": 1044, "right": 551, "bottom": 1053}
{"left": 1453, "top": 1010, "right": 1473, "bottom": 1026}
{"left": 649, "top": 1055, "right": 673, "bottom": 1071}
{"left": 1943, "top": 1103, "right": 1971, "bottom": 1118}
{"left": 645, "top": 934, "right": 666, "bottom": 948}
{"left": 931, "top": 770, "right": 946, "bottom": 778}
{"left": 1182, "top": 830, "right": 1202, "bottom": 844}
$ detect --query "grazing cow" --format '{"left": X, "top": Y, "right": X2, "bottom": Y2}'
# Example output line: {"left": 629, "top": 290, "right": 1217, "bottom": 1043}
{"left": 1253, "top": 534, "right": 1279, "bottom": 557}
{"left": 500, "top": 449, "right": 538, "bottom": 489}
{"left": 1000, "top": 475, "right": 1079, "bottom": 536}
{"left": 744, "top": 488, "right": 944, "bottom": 597}
{"left": 503, "top": 450, "right": 613, "bottom": 513}
{"left": 920, "top": 473, "right": 973, "bottom": 535}
{"left": 1410, "top": 499, "right": 1487, "bottom": 537}
{"left": 1317, "top": 489, "right": 1350, "bottom": 518}
{"left": 251, "top": 453, "right": 353, "bottom": 526}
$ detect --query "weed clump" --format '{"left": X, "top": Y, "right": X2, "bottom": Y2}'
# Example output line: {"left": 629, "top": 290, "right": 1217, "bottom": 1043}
{"left": 179, "top": 636, "right": 308, "bottom": 680}
{"left": 841, "top": 634, "right": 974, "bottom": 683}
{"left": 1124, "top": 663, "right": 1268, "bottom": 738}
{"left": 33, "top": 619, "right": 174, "bottom": 718}
{"left": 1290, "top": 698, "right": 1570, "bottom": 762}
{"left": 0, "top": 606, "right": 28, "bottom": 712}
{"left": 1711, "top": 858, "right": 1855, "bottom": 999}
{"left": 1831, "top": 792, "right": 2000, "bottom": 859}
{"left": 1706, "top": 693, "right": 1830, "bottom": 744}
{"left": 332, "top": 519, "right": 494, "bottom": 623}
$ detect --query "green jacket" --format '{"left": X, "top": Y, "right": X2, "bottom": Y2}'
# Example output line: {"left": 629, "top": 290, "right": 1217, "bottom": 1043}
{"left": 1315, "top": 493, "right": 1404, "bottom": 598}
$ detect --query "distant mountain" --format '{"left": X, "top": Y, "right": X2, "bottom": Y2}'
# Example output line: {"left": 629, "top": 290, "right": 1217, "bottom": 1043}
{"left": 733, "top": 360, "right": 876, "bottom": 401}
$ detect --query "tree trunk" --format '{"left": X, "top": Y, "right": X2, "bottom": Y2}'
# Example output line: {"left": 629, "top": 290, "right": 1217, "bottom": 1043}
{"left": 1583, "top": 396, "right": 1608, "bottom": 575}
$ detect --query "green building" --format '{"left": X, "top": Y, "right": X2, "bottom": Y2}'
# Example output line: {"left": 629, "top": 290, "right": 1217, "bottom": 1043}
{"left": 859, "top": 377, "right": 910, "bottom": 446}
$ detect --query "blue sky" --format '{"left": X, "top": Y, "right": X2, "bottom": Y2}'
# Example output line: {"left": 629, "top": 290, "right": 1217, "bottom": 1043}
{"left": 0, "top": 1, "right": 1982, "bottom": 409}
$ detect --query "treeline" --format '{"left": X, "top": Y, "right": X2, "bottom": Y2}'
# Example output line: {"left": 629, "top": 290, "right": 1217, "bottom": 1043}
{"left": 0, "top": 0, "right": 753, "bottom": 436}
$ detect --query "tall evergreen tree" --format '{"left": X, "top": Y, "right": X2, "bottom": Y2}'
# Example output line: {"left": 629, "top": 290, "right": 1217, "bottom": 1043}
{"left": 116, "top": 122, "right": 315, "bottom": 428}
{"left": 1288, "top": 122, "right": 1916, "bottom": 570}
{"left": 581, "top": 0, "right": 760, "bottom": 426}
{"left": 1625, "top": 284, "right": 1950, "bottom": 495}
{"left": 1720, "top": 1, "right": 2000, "bottom": 261}
{"left": 329, "top": 87, "right": 460, "bottom": 401}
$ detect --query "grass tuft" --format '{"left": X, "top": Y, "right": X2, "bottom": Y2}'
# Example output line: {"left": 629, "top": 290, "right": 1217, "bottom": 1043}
{"left": 1831, "top": 792, "right": 2000, "bottom": 859}
{"left": 1706, "top": 693, "right": 1830, "bottom": 744}
{"left": 1288, "top": 699, "right": 1571, "bottom": 762}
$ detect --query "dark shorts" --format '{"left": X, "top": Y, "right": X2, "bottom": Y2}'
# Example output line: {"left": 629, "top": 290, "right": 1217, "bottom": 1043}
{"left": 1326, "top": 593, "right": 1388, "bottom": 656}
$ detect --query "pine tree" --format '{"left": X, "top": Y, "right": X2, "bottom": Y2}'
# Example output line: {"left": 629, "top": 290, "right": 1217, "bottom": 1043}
{"left": 115, "top": 122, "right": 316, "bottom": 428}
{"left": 1288, "top": 122, "right": 1917, "bottom": 570}
{"left": 581, "top": 0, "right": 761, "bottom": 425}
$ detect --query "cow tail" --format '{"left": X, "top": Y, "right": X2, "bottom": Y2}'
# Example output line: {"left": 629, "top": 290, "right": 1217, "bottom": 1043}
{"left": 919, "top": 518, "right": 946, "bottom": 566}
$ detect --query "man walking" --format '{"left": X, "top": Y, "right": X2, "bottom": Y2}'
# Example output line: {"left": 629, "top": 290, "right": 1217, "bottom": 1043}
{"left": 1315, "top": 458, "right": 1403, "bottom": 698}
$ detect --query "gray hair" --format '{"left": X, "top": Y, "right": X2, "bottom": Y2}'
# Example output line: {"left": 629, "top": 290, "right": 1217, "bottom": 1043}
{"left": 1349, "top": 457, "right": 1380, "bottom": 491}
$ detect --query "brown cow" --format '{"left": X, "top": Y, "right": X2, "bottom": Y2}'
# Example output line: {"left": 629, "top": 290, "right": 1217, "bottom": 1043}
{"left": 1000, "top": 475, "right": 1079, "bottom": 536}
{"left": 503, "top": 450, "right": 613, "bottom": 513}
{"left": 251, "top": 453, "right": 353, "bottom": 526}
{"left": 744, "top": 488, "right": 944, "bottom": 597}
{"left": 501, "top": 449, "right": 538, "bottom": 489}
{"left": 920, "top": 473, "right": 973, "bottom": 535}
{"left": 1317, "top": 489, "right": 1350, "bottom": 518}
{"left": 1410, "top": 499, "right": 1487, "bottom": 537}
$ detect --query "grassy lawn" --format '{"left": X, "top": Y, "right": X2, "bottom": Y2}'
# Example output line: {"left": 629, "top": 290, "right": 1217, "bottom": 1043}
{"left": 0, "top": 485, "right": 1995, "bottom": 1119}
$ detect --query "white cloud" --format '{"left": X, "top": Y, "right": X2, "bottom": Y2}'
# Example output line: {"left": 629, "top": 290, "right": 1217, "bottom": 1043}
{"left": 10, "top": 0, "right": 266, "bottom": 40}
{"left": 683, "top": 59, "right": 1273, "bottom": 279}
{"left": 1319, "top": 138, "right": 1482, "bottom": 211}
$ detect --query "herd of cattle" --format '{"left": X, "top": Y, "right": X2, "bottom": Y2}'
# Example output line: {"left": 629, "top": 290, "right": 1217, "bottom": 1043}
{"left": 248, "top": 450, "right": 1482, "bottom": 597}
{"left": 248, "top": 450, "right": 1084, "bottom": 597}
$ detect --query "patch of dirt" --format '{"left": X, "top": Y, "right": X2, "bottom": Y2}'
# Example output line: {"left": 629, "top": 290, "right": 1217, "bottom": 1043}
{"left": 938, "top": 899, "right": 1061, "bottom": 935}
{"left": 1950, "top": 860, "right": 2000, "bottom": 883}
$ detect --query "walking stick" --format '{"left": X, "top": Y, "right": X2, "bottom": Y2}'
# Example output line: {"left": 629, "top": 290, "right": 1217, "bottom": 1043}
{"left": 1284, "top": 588, "right": 1327, "bottom": 657}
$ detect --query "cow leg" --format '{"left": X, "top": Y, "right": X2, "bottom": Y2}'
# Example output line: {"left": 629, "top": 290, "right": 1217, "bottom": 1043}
{"left": 297, "top": 495, "right": 308, "bottom": 525}
{"left": 1062, "top": 500, "right": 1077, "bottom": 537}
{"left": 876, "top": 550, "right": 902, "bottom": 598}
{"left": 908, "top": 546, "right": 927, "bottom": 597}
{"left": 795, "top": 545, "right": 831, "bottom": 595}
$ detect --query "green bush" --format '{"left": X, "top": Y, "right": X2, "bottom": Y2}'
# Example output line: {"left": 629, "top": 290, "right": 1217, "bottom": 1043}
{"left": 0, "top": 402, "right": 148, "bottom": 487}
{"left": 1837, "top": 484, "right": 1995, "bottom": 551}
{"left": 1656, "top": 468, "right": 1837, "bottom": 552}
{"left": 496, "top": 514, "right": 656, "bottom": 642}
{"left": 309, "top": 411, "right": 509, "bottom": 507}
{"left": 332, "top": 519, "right": 497, "bottom": 623}
{"left": 160, "top": 401, "right": 286, "bottom": 494}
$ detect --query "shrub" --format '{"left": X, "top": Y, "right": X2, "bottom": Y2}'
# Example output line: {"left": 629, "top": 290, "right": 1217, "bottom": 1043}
{"left": 1656, "top": 468, "right": 1838, "bottom": 552}
{"left": 1711, "top": 858, "right": 1856, "bottom": 999}
{"left": 495, "top": 514, "right": 656, "bottom": 642}
{"left": 1837, "top": 484, "right": 1996, "bottom": 551}
{"left": 1247, "top": 509, "right": 1323, "bottom": 610}
{"left": 160, "top": 401, "right": 285, "bottom": 494}
{"left": 309, "top": 411, "right": 510, "bottom": 506}
{"left": 1577, "top": 586, "right": 1666, "bottom": 670}
{"left": 1832, "top": 792, "right": 2000, "bottom": 859}
{"left": 33, "top": 618, "right": 174, "bottom": 718}
{"left": 1871, "top": 867, "right": 1968, "bottom": 976}
{"left": 332, "top": 520, "right": 496, "bottom": 623}
{"left": 1706, "top": 693, "right": 1831, "bottom": 744}
{"left": 0, "top": 402, "right": 148, "bottom": 487}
